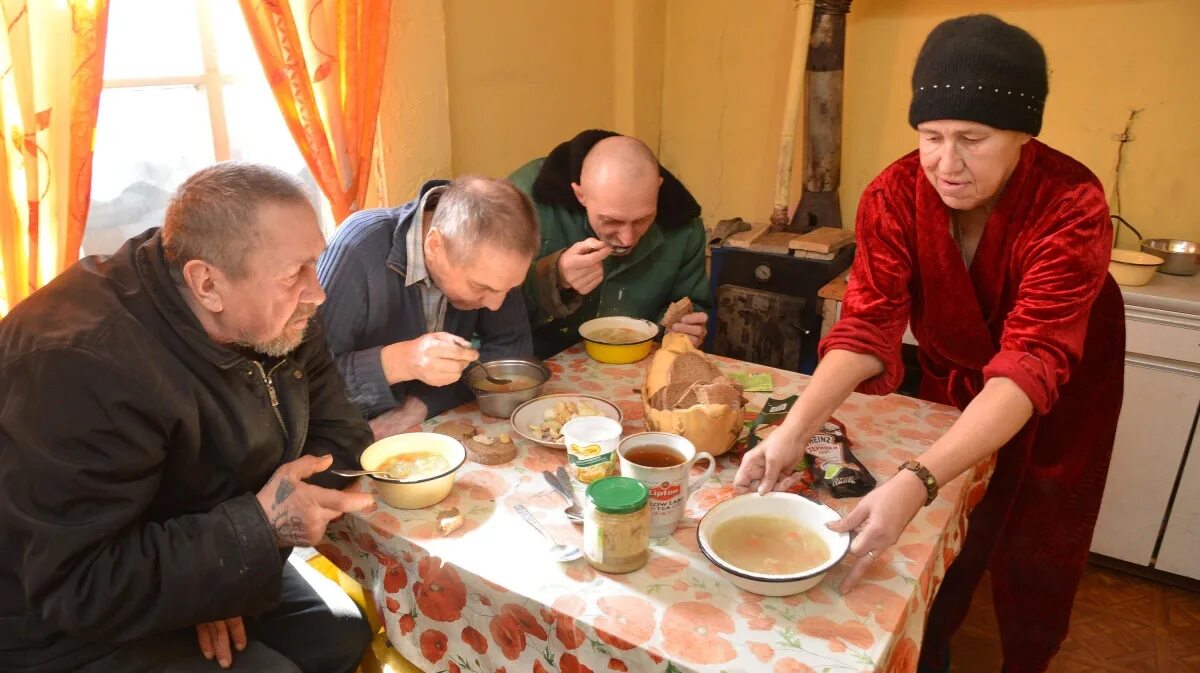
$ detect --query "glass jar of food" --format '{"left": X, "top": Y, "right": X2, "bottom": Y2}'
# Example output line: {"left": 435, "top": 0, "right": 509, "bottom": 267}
{"left": 583, "top": 477, "right": 651, "bottom": 573}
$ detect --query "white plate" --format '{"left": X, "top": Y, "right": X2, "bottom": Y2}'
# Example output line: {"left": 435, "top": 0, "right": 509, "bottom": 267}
{"left": 510, "top": 394, "right": 623, "bottom": 448}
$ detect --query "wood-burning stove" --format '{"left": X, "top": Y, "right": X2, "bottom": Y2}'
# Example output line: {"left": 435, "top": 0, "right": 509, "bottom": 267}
{"left": 705, "top": 0, "right": 856, "bottom": 375}
{"left": 707, "top": 245, "right": 853, "bottom": 375}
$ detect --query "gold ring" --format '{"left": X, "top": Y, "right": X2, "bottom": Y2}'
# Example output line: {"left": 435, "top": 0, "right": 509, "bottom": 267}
{"left": 866, "top": 550, "right": 878, "bottom": 561}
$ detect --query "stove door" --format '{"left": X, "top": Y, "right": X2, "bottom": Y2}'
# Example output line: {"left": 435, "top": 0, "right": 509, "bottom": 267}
{"left": 713, "top": 285, "right": 806, "bottom": 371}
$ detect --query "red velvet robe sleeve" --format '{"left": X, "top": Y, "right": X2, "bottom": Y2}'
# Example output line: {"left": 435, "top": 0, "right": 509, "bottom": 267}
{"left": 982, "top": 181, "right": 1111, "bottom": 415}
{"left": 819, "top": 181, "right": 914, "bottom": 395}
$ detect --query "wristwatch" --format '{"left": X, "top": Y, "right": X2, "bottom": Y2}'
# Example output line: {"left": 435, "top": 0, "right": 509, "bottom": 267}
{"left": 897, "top": 460, "right": 938, "bottom": 506}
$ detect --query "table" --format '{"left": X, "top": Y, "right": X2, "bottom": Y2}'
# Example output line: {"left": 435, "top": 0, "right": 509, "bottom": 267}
{"left": 323, "top": 346, "right": 990, "bottom": 673}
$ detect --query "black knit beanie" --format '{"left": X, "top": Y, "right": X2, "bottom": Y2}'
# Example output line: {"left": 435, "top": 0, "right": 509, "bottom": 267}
{"left": 908, "top": 14, "right": 1048, "bottom": 135}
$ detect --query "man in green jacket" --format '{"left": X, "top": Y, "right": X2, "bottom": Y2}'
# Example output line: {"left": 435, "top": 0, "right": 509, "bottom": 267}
{"left": 510, "top": 129, "right": 712, "bottom": 358}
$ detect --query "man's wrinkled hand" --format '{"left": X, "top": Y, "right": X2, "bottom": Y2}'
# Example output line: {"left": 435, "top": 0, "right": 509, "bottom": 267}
{"left": 196, "top": 616, "right": 246, "bottom": 669}
{"left": 557, "top": 238, "right": 611, "bottom": 294}
{"left": 667, "top": 311, "right": 708, "bottom": 347}
{"left": 255, "top": 455, "right": 375, "bottom": 547}
{"left": 383, "top": 332, "right": 478, "bottom": 387}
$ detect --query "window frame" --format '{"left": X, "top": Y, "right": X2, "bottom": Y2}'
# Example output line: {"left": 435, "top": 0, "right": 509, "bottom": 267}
{"left": 88, "top": 0, "right": 342, "bottom": 248}
{"left": 100, "top": 0, "right": 235, "bottom": 163}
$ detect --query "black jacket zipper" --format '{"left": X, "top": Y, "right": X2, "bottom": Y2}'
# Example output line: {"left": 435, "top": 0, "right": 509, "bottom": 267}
{"left": 253, "top": 360, "right": 289, "bottom": 440}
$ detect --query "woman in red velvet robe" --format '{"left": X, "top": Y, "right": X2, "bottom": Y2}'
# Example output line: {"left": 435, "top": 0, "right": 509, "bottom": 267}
{"left": 734, "top": 15, "right": 1124, "bottom": 673}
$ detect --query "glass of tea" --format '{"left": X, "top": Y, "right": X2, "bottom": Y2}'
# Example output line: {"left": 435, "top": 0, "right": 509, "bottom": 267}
{"left": 617, "top": 432, "right": 715, "bottom": 537}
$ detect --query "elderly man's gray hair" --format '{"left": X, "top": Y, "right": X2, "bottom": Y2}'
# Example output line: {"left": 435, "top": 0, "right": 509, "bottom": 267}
{"left": 162, "top": 162, "right": 313, "bottom": 282}
{"left": 430, "top": 176, "right": 540, "bottom": 262}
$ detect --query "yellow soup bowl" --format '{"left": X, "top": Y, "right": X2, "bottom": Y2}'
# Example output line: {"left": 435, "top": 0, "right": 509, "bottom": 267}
{"left": 579, "top": 316, "right": 659, "bottom": 364}
{"left": 359, "top": 433, "right": 467, "bottom": 509}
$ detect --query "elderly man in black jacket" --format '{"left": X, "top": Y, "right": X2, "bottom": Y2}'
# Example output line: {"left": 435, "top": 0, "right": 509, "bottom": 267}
{"left": 0, "top": 163, "right": 376, "bottom": 673}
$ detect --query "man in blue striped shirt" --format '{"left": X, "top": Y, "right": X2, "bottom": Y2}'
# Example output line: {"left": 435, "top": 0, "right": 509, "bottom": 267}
{"left": 317, "top": 176, "right": 538, "bottom": 438}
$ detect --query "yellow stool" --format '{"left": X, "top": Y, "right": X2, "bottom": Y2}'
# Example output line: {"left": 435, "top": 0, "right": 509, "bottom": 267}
{"left": 307, "top": 554, "right": 423, "bottom": 673}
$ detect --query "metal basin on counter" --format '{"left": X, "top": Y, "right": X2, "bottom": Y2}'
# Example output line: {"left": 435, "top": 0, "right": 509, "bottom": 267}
{"left": 1141, "top": 238, "right": 1200, "bottom": 276}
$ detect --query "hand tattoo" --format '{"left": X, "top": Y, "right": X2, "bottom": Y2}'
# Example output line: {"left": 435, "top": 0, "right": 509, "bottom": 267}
{"left": 274, "top": 478, "right": 295, "bottom": 506}
{"left": 269, "top": 478, "right": 305, "bottom": 546}
{"left": 272, "top": 511, "right": 307, "bottom": 546}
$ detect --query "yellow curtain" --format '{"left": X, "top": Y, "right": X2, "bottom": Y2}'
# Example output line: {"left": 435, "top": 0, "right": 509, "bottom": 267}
{"left": 239, "top": 0, "right": 391, "bottom": 224}
{"left": 0, "top": 0, "right": 110, "bottom": 316}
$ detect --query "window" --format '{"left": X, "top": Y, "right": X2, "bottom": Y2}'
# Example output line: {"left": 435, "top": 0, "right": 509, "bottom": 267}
{"left": 83, "top": 0, "right": 330, "bottom": 256}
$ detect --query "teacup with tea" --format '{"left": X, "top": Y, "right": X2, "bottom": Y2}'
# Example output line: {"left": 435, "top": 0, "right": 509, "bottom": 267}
{"left": 617, "top": 432, "right": 714, "bottom": 537}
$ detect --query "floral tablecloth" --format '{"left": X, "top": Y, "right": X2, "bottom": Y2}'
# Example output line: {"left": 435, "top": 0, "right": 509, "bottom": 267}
{"left": 323, "top": 345, "right": 990, "bottom": 673}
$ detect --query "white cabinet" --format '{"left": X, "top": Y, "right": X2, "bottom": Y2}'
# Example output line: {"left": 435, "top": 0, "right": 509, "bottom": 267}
{"left": 1090, "top": 356, "right": 1200, "bottom": 564}
{"left": 1089, "top": 304, "right": 1200, "bottom": 578}
{"left": 1157, "top": 426, "right": 1200, "bottom": 577}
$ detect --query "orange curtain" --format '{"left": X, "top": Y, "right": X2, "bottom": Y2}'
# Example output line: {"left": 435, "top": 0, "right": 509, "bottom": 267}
{"left": 239, "top": 0, "right": 391, "bottom": 224}
{"left": 0, "top": 0, "right": 110, "bottom": 316}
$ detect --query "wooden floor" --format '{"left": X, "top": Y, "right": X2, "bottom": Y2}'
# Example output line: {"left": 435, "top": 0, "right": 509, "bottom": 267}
{"left": 951, "top": 565, "right": 1200, "bottom": 672}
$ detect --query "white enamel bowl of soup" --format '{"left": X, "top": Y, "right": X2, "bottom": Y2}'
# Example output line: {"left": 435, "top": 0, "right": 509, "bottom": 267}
{"left": 578, "top": 316, "right": 659, "bottom": 364}
{"left": 697, "top": 492, "right": 850, "bottom": 596}
{"left": 359, "top": 433, "right": 467, "bottom": 509}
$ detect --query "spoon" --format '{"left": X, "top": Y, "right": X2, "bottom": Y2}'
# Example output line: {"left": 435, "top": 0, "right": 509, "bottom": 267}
{"left": 470, "top": 360, "right": 511, "bottom": 387}
{"left": 542, "top": 470, "right": 584, "bottom": 523}
{"left": 331, "top": 468, "right": 405, "bottom": 479}
{"left": 556, "top": 466, "right": 587, "bottom": 517}
{"left": 513, "top": 505, "right": 583, "bottom": 562}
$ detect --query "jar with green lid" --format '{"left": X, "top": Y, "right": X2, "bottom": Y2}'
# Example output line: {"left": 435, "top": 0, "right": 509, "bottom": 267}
{"left": 583, "top": 476, "right": 651, "bottom": 573}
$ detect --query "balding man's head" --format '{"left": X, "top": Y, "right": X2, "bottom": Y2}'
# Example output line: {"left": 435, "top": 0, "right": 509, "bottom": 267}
{"left": 423, "top": 175, "right": 539, "bottom": 312}
{"left": 579, "top": 136, "right": 659, "bottom": 187}
{"left": 571, "top": 135, "right": 663, "bottom": 255}
{"left": 430, "top": 175, "right": 539, "bottom": 262}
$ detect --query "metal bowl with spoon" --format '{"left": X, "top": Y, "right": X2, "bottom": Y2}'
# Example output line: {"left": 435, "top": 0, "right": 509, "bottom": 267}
{"left": 465, "top": 358, "right": 550, "bottom": 418}
{"left": 469, "top": 360, "right": 510, "bottom": 387}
